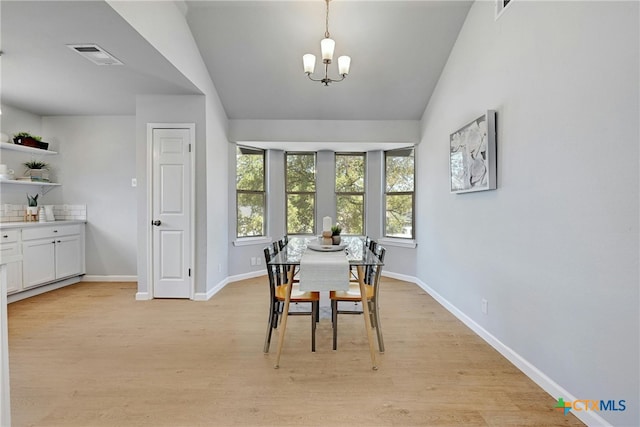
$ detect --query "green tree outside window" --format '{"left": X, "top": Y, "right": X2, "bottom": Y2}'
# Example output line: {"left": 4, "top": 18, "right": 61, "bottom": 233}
{"left": 335, "top": 153, "right": 365, "bottom": 235}
{"left": 286, "top": 153, "right": 316, "bottom": 234}
{"left": 385, "top": 148, "right": 414, "bottom": 239}
{"left": 236, "top": 146, "right": 265, "bottom": 237}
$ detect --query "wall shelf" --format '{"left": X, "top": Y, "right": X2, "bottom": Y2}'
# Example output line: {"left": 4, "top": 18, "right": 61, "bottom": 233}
{"left": 0, "top": 180, "right": 60, "bottom": 187}
{"left": 0, "top": 142, "right": 57, "bottom": 156}
{"left": 0, "top": 180, "right": 61, "bottom": 195}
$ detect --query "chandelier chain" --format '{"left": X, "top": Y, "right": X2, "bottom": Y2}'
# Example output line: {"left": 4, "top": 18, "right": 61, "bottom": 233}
{"left": 324, "top": 0, "right": 330, "bottom": 39}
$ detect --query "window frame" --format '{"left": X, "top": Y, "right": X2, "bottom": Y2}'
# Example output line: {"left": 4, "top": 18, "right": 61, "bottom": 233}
{"left": 235, "top": 145, "right": 266, "bottom": 239}
{"left": 335, "top": 152, "right": 366, "bottom": 236}
{"left": 285, "top": 152, "right": 317, "bottom": 235}
{"left": 384, "top": 148, "right": 415, "bottom": 240}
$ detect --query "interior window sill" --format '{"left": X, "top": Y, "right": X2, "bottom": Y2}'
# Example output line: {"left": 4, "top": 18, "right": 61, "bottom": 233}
{"left": 377, "top": 237, "right": 417, "bottom": 249}
{"left": 233, "top": 236, "right": 272, "bottom": 247}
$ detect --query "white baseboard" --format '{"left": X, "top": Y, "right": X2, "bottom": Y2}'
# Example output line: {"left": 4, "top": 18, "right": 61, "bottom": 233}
{"left": 8, "top": 276, "right": 82, "bottom": 303}
{"left": 409, "top": 276, "right": 611, "bottom": 427}
{"left": 194, "top": 269, "right": 266, "bottom": 301}
{"left": 194, "top": 277, "right": 228, "bottom": 301}
{"left": 135, "top": 292, "right": 151, "bottom": 301}
{"left": 82, "top": 275, "right": 137, "bottom": 282}
{"left": 381, "top": 270, "right": 415, "bottom": 283}
{"left": 228, "top": 269, "right": 267, "bottom": 283}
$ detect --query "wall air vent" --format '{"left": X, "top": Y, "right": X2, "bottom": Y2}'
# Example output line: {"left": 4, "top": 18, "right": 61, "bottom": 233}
{"left": 66, "top": 44, "right": 123, "bottom": 66}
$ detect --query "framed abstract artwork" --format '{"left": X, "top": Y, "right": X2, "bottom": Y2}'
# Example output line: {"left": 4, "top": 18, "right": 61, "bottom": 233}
{"left": 449, "top": 110, "right": 497, "bottom": 194}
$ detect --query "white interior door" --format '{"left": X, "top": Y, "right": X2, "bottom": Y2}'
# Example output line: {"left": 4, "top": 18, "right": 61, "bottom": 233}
{"left": 151, "top": 127, "right": 193, "bottom": 298}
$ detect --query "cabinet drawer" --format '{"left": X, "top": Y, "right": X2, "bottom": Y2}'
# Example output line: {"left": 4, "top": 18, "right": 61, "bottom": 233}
{"left": 0, "top": 242, "right": 19, "bottom": 256}
{"left": 22, "top": 224, "right": 81, "bottom": 241}
{"left": 1, "top": 229, "right": 19, "bottom": 243}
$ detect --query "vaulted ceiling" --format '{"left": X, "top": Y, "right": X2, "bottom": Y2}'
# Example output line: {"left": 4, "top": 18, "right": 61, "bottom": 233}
{"left": 1, "top": 0, "right": 472, "bottom": 121}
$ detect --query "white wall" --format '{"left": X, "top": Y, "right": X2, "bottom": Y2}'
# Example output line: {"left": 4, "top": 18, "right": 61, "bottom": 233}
{"left": 109, "top": 1, "right": 230, "bottom": 297}
{"left": 0, "top": 104, "right": 42, "bottom": 140}
{"left": 229, "top": 119, "right": 420, "bottom": 145}
{"left": 0, "top": 105, "right": 46, "bottom": 205}
{"left": 135, "top": 95, "right": 206, "bottom": 295}
{"left": 418, "top": 1, "right": 638, "bottom": 426}
{"left": 42, "top": 116, "right": 136, "bottom": 277}
{"left": 0, "top": 109, "right": 137, "bottom": 277}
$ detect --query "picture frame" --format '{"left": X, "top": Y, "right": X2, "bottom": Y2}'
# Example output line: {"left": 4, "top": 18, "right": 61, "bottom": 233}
{"left": 449, "top": 110, "right": 497, "bottom": 194}
{"left": 495, "top": 0, "right": 513, "bottom": 20}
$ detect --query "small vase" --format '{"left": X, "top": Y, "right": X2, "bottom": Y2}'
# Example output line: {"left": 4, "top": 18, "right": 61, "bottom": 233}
{"left": 332, "top": 235, "right": 341, "bottom": 245}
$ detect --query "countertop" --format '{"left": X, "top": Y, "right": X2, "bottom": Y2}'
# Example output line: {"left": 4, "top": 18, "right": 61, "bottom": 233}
{"left": 0, "top": 220, "right": 86, "bottom": 230}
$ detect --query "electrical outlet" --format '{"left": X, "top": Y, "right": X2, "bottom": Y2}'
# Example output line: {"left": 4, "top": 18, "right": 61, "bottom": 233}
{"left": 256, "top": 257, "right": 261, "bottom": 265}
{"left": 482, "top": 299, "right": 488, "bottom": 315}
{"left": 250, "top": 257, "right": 256, "bottom": 266}
{"left": 131, "top": 178, "right": 137, "bottom": 187}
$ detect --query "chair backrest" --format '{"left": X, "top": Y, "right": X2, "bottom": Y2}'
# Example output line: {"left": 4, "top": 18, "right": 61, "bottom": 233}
{"left": 264, "top": 246, "right": 277, "bottom": 300}
{"left": 271, "top": 242, "right": 287, "bottom": 286}
{"left": 365, "top": 239, "right": 378, "bottom": 285}
{"left": 371, "top": 246, "right": 386, "bottom": 294}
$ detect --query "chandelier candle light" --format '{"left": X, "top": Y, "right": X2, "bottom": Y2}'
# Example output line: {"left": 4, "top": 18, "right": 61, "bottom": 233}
{"left": 303, "top": 0, "right": 351, "bottom": 86}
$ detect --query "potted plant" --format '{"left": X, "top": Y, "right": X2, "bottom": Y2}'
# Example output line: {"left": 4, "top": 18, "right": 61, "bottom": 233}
{"left": 26, "top": 193, "right": 39, "bottom": 218}
{"left": 12, "top": 132, "right": 49, "bottom": 150}
{"left": 331, "top": 225, "right": 342, "bottom": 245}
{"left": 23, "top": 160, "right": 50, "bottom": 182}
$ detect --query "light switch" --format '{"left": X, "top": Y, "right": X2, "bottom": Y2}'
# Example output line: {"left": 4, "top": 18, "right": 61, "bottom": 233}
{"left": 131, "top": 178, "right": 137, "bottom": 187}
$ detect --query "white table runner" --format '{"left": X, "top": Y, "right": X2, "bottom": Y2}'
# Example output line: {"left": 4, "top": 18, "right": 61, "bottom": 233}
{"left": 299, "top": 249, "right": 349, "bottom": 292}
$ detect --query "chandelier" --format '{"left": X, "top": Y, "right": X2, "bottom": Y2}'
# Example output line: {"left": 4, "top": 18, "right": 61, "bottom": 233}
{"left": 302, "top": 0, "right": 351, "bottom": 86}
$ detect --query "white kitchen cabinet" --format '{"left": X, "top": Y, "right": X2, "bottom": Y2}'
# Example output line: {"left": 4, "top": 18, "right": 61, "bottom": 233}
{"left": 0, "top": 230, "right": 22, "bottom": 294}
{"left": 21, "top": 224, "right": 84, "bottom": 290}
{"left": 22, "top": 239, "right": 56, "bottom": 288}
{"left": 54, "top": 235, "right": 82, "bottom": 279}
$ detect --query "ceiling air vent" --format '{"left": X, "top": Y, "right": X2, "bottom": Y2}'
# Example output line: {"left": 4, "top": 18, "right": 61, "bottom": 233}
{"left": 66, "top": 44, "right": 123, "bottom": 66}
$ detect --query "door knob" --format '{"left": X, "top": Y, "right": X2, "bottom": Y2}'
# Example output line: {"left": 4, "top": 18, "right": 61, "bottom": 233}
{"left": 152, "top": 220, "right": 162, "bottom": 226}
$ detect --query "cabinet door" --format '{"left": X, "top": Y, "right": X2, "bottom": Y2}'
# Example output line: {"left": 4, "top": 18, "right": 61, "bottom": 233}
{"left": 55, "top": 235, "right": 82, "bottom": 279}
{"left": 22, "top": 239, "right": 56, "bottom": 288}
{"left": 0, "top": 242, "right": 22, "bottom": 294}
{"left": 5, "top": 262, "right": 23, "bottom": 294}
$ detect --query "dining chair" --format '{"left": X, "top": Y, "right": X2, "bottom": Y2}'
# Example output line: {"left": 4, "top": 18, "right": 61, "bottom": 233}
{"left": 263, "top": 245, "right": 319, "bottom": 353}
{"left": 331, "top": 245, "right": 386, "bottom": 353}
{"left": 350, "top": 237, "right": 377, "bottom": 282}
{"left": 278, "top": 237, "right": 299, "bottom": 284}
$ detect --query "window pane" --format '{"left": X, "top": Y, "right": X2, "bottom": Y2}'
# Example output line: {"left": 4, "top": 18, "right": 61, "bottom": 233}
{"left": 287, "top": 194, "right": 315, "bottom": 234}
{"left": 237, "top": 193, "right": 265, "bottom": 237}
{"left": 286, "top": 154, "right": 316, "bottom": 192}
{"left": 385, "top": 194, "right": 413, "bottom": 238}
{"left": 236, "top": 147, "right": 264, "bottom": 191}
{"left": 385, "top": 150, "right": 414, "bottom": 192}
{"left": 336, "top": 195, "right": 364, "bottom": 235}
{"left": 335, "top": 154, "right": 365, "bottom": 192}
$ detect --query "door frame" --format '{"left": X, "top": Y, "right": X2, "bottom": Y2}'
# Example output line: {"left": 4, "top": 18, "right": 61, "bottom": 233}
{"left": 146, "top": 123, "right": 196, "bottom": 299}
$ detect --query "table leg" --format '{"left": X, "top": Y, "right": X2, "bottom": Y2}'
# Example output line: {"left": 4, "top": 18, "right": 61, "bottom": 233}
{"left": 356, "top": 265, "right": 378, "bottom": 370}
{"left": 274, "top": 265, "right": 296, "bottom": 368}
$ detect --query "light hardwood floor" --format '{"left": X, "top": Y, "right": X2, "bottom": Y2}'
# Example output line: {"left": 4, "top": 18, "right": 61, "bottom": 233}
{"left": 8, "top": 278, "right": 583, "bottom": 426}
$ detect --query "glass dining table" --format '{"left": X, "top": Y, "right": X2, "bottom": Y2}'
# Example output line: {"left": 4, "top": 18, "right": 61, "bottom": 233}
{"left": 268, "top": 236, "right": 383, "bottom": 370}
